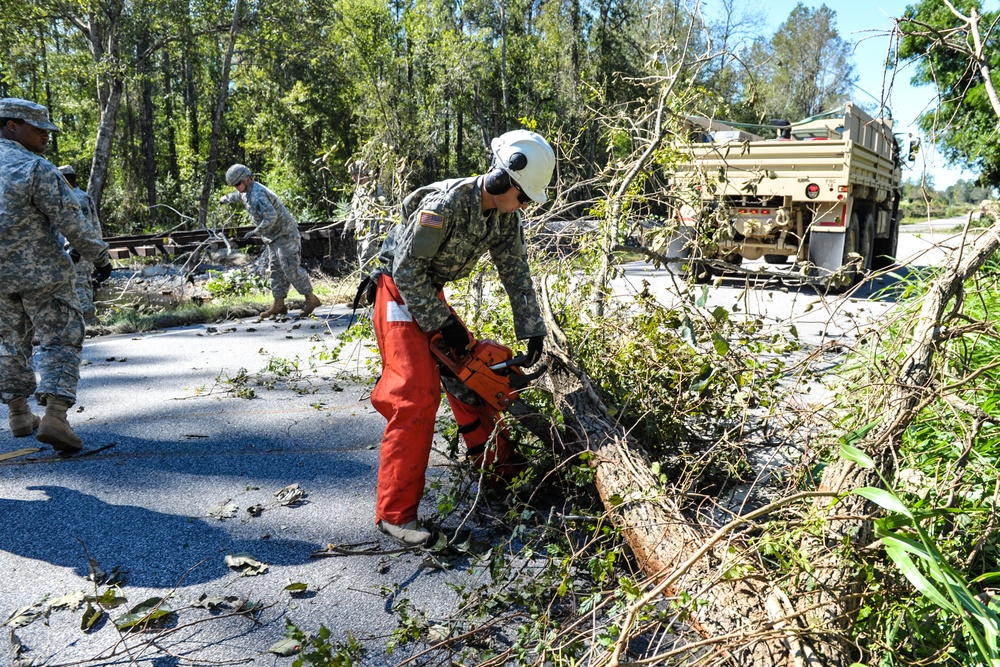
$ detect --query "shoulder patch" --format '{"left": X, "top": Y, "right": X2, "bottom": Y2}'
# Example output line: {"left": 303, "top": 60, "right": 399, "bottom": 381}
{"left": 418, "top": 210, "right": 443, "bottom": 228}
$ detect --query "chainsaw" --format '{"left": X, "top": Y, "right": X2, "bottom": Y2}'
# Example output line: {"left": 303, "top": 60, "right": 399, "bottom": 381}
{"left": 429, "top": 333, "right": 546, "bottom": 412}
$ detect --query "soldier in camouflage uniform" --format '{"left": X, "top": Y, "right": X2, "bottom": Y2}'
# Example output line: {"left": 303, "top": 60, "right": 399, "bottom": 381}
{"left": 368, "top": 130, "right": 555, "bottom": 546}
{"left": 58, "top": 165, "right": 103, "bottom": 323}
{"left": 0, "top": 98, "right": 113, "bottom": 452}
{"left": 219, "top": 164, "right": 321, "bottom": 318}
{"left": 344, "top": 161, "right": 389, "bottom": 275}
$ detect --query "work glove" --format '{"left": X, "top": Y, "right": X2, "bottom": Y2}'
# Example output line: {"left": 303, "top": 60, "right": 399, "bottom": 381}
{"left": 524, "top": 335, "right": 545, "bottom": 367}
{"left": 68, "top": 248, "right": 82, "bottom": 264}
{"left": 218, "top": 195, "right": 227, "bottom": 205}
{"left": 93, "top": 261, "right": 113, "bottom": 284}
{"left": 439, "top": 315, "right": 471, "bottom": 355}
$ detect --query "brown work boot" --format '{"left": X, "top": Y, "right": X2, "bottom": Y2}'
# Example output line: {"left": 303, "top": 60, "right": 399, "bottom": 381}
{"left": 35, "top": 398, "right": 83, "bottom": 452}
{"left": 299, "top": 292, "right": 321, "bottom": 318}
{"left": 260, "top": 298, "right": 287, "bottom": 319}
{"left": 7, "top": 396, "right": 40, "bottom": 437}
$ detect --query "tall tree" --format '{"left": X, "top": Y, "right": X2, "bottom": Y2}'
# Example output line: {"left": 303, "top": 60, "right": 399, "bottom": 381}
{"left": 897, "top": 0, "right": 1000, "bottom": 185}
{"left": 750, "top": 3, "right": 857, "bottom": 122}
{"left": 197, "top": 0, "right": 242, "bottom": 228}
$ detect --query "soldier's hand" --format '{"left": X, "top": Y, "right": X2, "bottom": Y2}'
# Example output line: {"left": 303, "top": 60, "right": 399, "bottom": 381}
{"left": 439, "top": 315, "right": 471, "bottom": 355}
{"left": 93, "top": 261, "right": 113, "bottom": 284}
{"left": 68, "top": 248, "right": 82, "bottom": 264}
{"left": 242, "top": 230, "right": 255, "bottom": 241}
{"left": 524, "top": 335, "right": 545, "bottom": 367}
{"left": 218, "top": 195, "right": 227, "bottom": 205}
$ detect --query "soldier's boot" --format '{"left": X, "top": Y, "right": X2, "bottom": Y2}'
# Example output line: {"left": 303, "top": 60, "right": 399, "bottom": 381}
{"left": 7, "top": 396, "right": 40, "bottom": 438}
{"left": 260, "top": 298, "right": 287, "bottom": 319}
{"left": 299, "top": 292, "right": 322, "bottom": 318}
{"left": 35, "top": 398, "right": 83, "bottom": 453}
{"left": 376, "top": 520, "right": 431, "bottom": 547}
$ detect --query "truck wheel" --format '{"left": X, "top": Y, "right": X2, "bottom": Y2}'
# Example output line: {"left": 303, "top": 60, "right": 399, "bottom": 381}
{"left": 825, "top": 212, "right": 872, "bottom": 293}
{"left": 857, "top": 213, "right": 875, "bottom": 274}
{"left": 871, "top": 213, "right": 899, "bottom": 270}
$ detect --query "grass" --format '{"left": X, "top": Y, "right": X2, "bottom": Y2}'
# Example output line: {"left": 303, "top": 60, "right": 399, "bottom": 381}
{"left": 89, "top": 272, "right": 359, "bottom": 336}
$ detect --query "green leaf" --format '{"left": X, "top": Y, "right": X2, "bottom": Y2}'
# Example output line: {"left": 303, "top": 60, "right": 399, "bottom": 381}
{"left": 882, "top": 539, "right": 957, "bottom": 613}
{"left": 268, "top": 636, "right": 301, "bottom": 656}
{"left": 838, "top": 443, "right": 874, "bottom": 469}
{"left": 696, "top": 285, "right": 710, "bottom": 308}
{"left": 114, "top": 597, "right": 173, "bottom": 631}
{"left": 711, "top": 332, "right": 729, "bottom": 355}
{"left": 81, "top": 602, "right": 103, "bottom": 633}
{"left": 852, "top": 487, "right": 912, "bottom": 518}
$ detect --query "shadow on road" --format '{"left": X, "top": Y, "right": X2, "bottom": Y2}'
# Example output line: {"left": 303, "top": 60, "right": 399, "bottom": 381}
{"left": 0, "top": 485, "right": 320, "bottom": 587}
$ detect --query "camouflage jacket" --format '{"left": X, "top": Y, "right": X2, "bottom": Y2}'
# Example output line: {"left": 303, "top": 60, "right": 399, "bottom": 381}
{"left": 0, "top": 138, "right": 109, "bottom": 291}
{"left": 74, "top": 186, "right": 102, "bottom": 237}
{"left": 220, "top": 181, "right": 298, "bottom": 243}
{"left": 377, "top": 176, "right": 545, "bottom": 340}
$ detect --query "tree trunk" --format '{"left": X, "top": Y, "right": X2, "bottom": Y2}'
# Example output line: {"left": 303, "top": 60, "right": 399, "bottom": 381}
{"left": 197, "top": 0, "right": 243, "bottom": 229}
{"left": 89, "top": 78, "right": 123, "bottom": 217}
{"left": 162, "top": 49, "right": 180, "bottom": 188}
{"left": 73, "top": 0, "right": 125, "bottom": 220}
{"left": 139, "top": 30, "right": 158, "bottom": 225}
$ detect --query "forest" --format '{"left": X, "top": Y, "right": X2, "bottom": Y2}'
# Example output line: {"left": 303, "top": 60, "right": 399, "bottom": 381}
{"left": 6, "top": 0, "right": 1000, "bottom": 665}
{"left": 1, "top": 0, "right": 868, "bottom": 235}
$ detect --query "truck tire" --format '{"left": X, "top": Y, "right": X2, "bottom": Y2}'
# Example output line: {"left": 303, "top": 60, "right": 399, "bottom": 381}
{"left": 824, "top": 212, "right": 873, "bottom": 293}
{"left": 872, "top": 212, "right": 899, "bottom": 270}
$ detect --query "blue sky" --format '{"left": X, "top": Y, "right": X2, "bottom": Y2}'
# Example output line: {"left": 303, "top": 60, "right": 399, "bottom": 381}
{"left": 710, "top": 0, "right": 998, "bottom": 187}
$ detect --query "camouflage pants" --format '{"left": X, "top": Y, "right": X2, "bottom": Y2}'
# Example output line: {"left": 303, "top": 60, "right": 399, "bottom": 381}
{"left": 0, "top": 281, "right": 85, "bottom": 405}
{"left": 267, "top": 235, "right": 313, "bottom": 299}
{"left": 75, "top": 258, "right": 96, "bottom": 317}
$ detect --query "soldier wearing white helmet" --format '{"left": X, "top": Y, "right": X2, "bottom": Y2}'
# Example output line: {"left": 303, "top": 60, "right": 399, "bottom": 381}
{"left": 219, "top": 163, "right": 322, "bottom": 318}
{"left": 365, "top": 129, "right": 556, "bottom": 546}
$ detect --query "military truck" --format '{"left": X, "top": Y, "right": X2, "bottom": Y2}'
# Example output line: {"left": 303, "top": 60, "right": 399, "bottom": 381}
{"left": 670, "top": 103, "right": 918, "bottom": 289}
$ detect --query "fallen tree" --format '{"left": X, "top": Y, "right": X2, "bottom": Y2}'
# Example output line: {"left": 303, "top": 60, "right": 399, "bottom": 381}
{"left": 528, "top": 216, "right": 1000, "bottom": 666}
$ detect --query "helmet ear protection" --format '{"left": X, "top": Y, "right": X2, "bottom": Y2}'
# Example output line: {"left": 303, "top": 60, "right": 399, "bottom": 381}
{"left": 484, "top": 151, "right": 529, "bottom": 199}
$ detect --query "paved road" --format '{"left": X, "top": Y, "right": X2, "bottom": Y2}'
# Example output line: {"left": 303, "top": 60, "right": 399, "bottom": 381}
{"left": 615, "top": 225, "right": 967, "bottom": 353}
{"left": 0, "top": 310, "right": 473, "bottom": 666}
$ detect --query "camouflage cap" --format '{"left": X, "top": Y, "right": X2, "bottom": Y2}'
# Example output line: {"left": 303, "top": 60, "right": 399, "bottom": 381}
{"left": 58, "top": 165, "right": 76, "bottom": 176}
{"left": 0, "top": 97, "right": 59, "bottom": 132}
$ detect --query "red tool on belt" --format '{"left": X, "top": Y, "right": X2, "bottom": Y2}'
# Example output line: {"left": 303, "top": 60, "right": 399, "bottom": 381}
{"left": 430, "top": 334, "right": 546, "bottom": 412}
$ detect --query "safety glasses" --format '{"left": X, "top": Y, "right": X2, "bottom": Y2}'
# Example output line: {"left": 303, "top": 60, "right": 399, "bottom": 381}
{"left": 512, "top": 181, "right": 532, "bottom": 205}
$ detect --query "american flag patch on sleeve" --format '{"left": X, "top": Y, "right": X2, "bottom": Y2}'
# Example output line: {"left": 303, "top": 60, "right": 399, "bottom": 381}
{"left": 418, "top": 210, "right": 443, "bottom": 228}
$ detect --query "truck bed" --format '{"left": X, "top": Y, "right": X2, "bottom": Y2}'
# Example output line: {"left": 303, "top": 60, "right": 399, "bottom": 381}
{"left": 674, "top": 139, "right": 896, "bottom": 203}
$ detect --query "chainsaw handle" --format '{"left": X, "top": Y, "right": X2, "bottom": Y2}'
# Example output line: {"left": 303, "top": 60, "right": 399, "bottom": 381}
{"left": 488, "top": 354, "right": 529, "bottom": 372}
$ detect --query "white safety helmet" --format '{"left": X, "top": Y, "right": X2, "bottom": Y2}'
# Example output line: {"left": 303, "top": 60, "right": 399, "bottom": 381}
{"left": 490, "top": 130, "right": 555, "bottom": 204}
{"left": 226, "top": 163, "right": 252, "bottom": 186}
